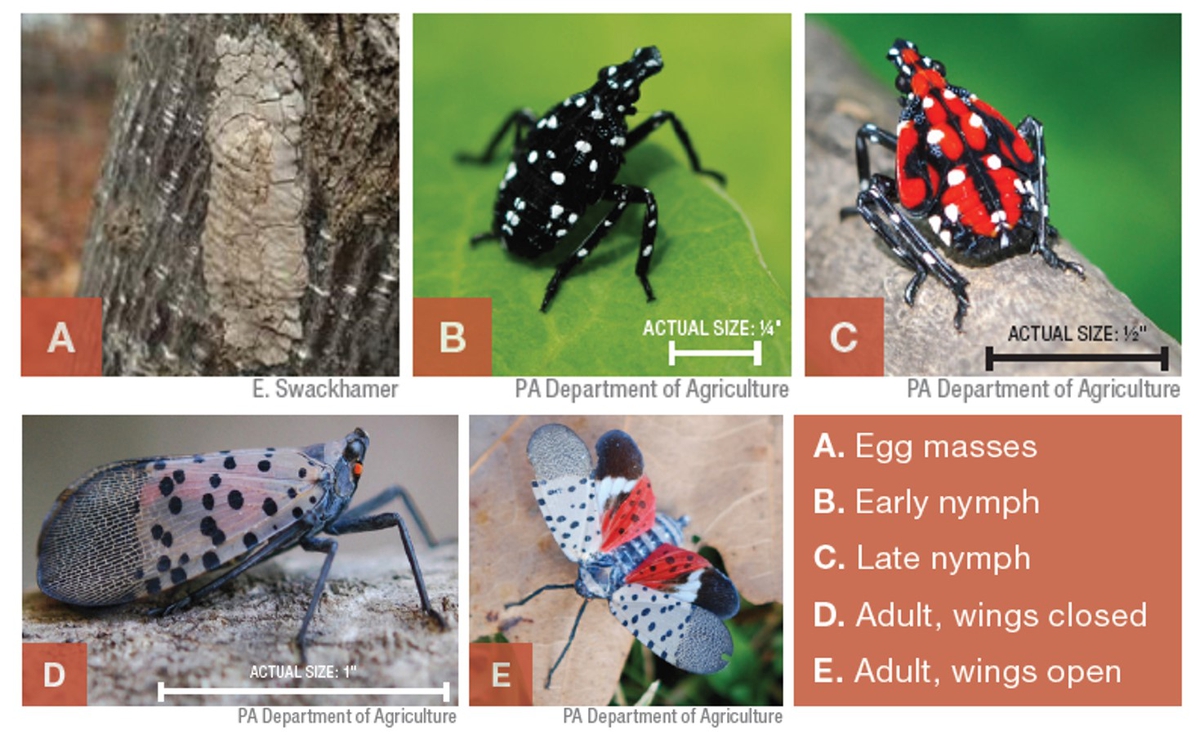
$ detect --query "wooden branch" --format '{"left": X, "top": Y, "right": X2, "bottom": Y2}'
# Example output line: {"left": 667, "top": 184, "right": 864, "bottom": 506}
{"left": 805, "top": 24, "right": 1180, "bottom": 376}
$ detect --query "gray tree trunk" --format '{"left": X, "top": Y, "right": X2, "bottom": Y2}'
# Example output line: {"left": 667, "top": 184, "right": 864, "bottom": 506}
{"left": 78, "top": 15, "right": 399, "bottom": 376}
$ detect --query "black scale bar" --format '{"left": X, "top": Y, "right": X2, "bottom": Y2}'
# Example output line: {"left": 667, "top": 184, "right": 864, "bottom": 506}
{"left": 986, "top": 346, "right": 1169, "bottom": 372}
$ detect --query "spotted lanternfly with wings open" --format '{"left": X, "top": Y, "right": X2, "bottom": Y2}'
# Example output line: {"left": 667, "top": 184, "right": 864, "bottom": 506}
{"left": 508, "top": 424, "right": 739, "bottom": 688}
{"left": 842, "top": 38, "right": 1084, "bottom": 330}
{"left": 36, "top": 428, "right": 445, "bottom": 658}
{"left": 458, "top": 46, "right": 725, "bottom": 311}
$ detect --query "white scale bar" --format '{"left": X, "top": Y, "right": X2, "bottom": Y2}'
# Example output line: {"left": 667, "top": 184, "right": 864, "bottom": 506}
{"left": 668, "top": 340, "right": 762, "bottom": 366}
{"left": 158, "top": 681, "right": 451, "bottom": 702}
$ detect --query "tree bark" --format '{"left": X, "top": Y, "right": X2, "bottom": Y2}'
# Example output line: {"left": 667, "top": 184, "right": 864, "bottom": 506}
{"left": 806, "top": 24, "right": 1181, "bottom": 376}
{"left": 78, "top": 15, "right": 399, "bottom": 376}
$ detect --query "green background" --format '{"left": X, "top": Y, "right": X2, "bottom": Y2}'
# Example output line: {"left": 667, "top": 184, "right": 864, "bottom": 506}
{"left": 814, "top": 14, "right": 1182, "bottom": 341}
{"left": 414, "top": 15, "right": 791, "bottom": 375}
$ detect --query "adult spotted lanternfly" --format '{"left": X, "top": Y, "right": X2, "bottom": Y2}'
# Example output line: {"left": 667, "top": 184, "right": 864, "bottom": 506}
{"left": 36, "top": 428, "right": 445, "bottom": 659}
{"left": 842, "top": 39, "right": 1083, "bottom": 329}
{"left": 458, "top": 46, "right": 725, "bottom": 311}
{"left": 509, "top": 424, "right": 739, "bottom": 688}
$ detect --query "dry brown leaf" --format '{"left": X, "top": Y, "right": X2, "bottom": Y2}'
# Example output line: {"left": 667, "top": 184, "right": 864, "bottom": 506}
{"left": 469, "top": 416, "right": 782, "bottom": 705}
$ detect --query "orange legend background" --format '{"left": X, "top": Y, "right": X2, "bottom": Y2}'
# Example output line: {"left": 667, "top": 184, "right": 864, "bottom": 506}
{"left": 794, "top": 415, "right": 1181, "bottom": 706}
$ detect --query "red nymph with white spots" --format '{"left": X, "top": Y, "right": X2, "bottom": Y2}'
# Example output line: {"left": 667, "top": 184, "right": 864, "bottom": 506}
{"left": 843, "top": 38, "right": 1083, "bottom": 329}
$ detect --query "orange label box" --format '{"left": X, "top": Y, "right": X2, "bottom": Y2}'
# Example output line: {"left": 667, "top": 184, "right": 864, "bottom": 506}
{"left": 794, "top": 415, "right": 1181, "bottom": 706}
{"left": 21, "top": 298, "right": 102, "bottom": 376}
{"left": 469, "top": 643, "right": 533, "bottom": 706}
{"left": 23, "top": 642, "right": 87, "bottom": 706}
{"left": 413, "top": 298, "right": 492, "bottom": 376}
{"left": 805, "top": 298, "right": 883, "bottom": 376}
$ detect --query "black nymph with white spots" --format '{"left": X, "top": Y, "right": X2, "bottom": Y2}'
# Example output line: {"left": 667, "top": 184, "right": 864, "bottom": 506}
{"left": 458, "top": 46, "right": 725, "bottom": 310}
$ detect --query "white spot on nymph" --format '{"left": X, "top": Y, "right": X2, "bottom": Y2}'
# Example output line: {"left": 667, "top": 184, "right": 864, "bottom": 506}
{"left": 575, "top": 96, "right": 587, "bottom": 108}
{"left": 647, "top": 218, "right": 656, "bottom": 228}
{"left": 923, "top": 96, "right": 935, "bottom": 110}
{"left": 969, "top": 113, "right": 983, "bottom": 128}
{"left": 1000, "top": 232, "right": 1010, "bottom": 248}
{"left": 642, "top": 245, "right": 653, "bottom": 257}
{"left": 546, "top": 115, "right": 558, "bottom": 129}
{"left": 927, "top": 128, "right": 945, "bottom": 145}
{"left": 603, "top": 220, "right": 613, "bottom": 227}
{"left": 947, "top": 168, "right": 966, "bottom": 187}
{"left": 589, "top": 160, "right": 598, "bottom": 172}
{"left": 577, "top": 248, "right": 589, "bottom": 257}
{"left": 939, "top": 230, "right": 952, "bottom": 246}
{"left": 550, "top": 204, "right": 564, "bottom": 219}
{"left": 944, "top": 88, "right": 958, "bottom": 100}
{"left": 986, "top": 154, "right": 1002, "bottom": 170}
{"left": 568, "top": 213, "right": 579, "bottom": 224}
{"left": 1014, "top": 178, "right": 1026, "bottom": 194}
{"left": 1043, "top": 204, "right": 1050, "bottom": 216}
{"left": 617, "top": 105, "right": 625, "bottom": 112}
{"left": 622, "top": 79, "right": 633, "bottom": 88}
{"left": 556, "top": 229, "right": 567, "bottom": 238}
{"left": 527, "top": 150, "right": 538, "bottom": 164}
{"left": 607, "top": 66, "right": 617, "bottom": 76}
{"left": 944, "top": 203, "right": 960, "bottom": 222}
{"left": 922, "top": 251, "right": 937, "bottom": 265}
{"left": 546, "top": 150, "right": 556, "bottom": 159}
{"left": 929, "top": 215, "right": 942, "bottom": 232}
{"left": 514, "top": 197, "right": 526, "bottom": 210}
{"left": 575, "top": 140, "right": 592, "bottom": 153}
{"left": 889, "top": 212, "right": 901, "bottom": 224}
{"left": 611, "top": 135, "right": 626, "bottom": 147}
{"left": 506, "top": 210, "right": 520, "bottom": 226}
{"left": 590, "top": 109, "right": 604, "bottom": 120}
{"left": 504, "top": 162, "right": 517, "bottom": 180}
{"left": 550, "top": 171, "right": 566, "bottom": 185}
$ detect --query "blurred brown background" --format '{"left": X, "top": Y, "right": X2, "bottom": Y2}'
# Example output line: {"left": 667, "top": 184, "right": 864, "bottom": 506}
{"left": 22, "top": 14, "right": 126, "bottom": 298}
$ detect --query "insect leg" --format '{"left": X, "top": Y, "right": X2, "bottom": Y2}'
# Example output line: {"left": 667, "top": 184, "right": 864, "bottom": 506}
{"left": 540, "top": 184, "right": 654, "bottom": 310}
{"left": 839, "top": 123, "right": 898, "bottom": 221}
{"left": 458, "top": 109, "right": 539, "bottom": 246}
{"left": 856, "top": 174, "right": 972, "bottom": 329}
{"left": 545, "top": 598, "right": 590, "bottom": 689}
{"left": 1016, "top": 115, "right": 1083, "bottom": 278}
{"left": 326, "top": 511, "right": 447, "bottom": 628}
{"left": 504, "top": 582, "right": 575, "bottom": 608}
{"left": 455, "top": 108, "right": 537, "bottom": 165}
{"left": 626, "top": 111, "right": 726, "bottom": 185}
{"left": 340, "top": 485, "right": 448, "bottom": 546}
{"left": 295, "top": 536, "right": 338, "bottom": 663}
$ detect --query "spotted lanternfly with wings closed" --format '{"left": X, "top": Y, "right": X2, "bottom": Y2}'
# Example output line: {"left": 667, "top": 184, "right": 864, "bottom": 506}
{"left": 36, "top": 428, "right": 445, "bottom": 658}
{"left": 507, "top": 424, "right": 739, "bottom": 688}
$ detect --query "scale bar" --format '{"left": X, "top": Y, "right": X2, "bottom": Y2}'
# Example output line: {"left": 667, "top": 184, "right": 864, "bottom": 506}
{"left": 986, "top": 346, "right": 1169, "bottom": 372}
{"left": 669, "top": 340, "right": 762, "bottom": 366}
{"left": 158, "top": 681, "right": 451, "bottom": 702}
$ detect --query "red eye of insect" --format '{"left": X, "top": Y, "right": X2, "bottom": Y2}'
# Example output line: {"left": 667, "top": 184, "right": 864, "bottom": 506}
{"left": 353, "top": 462, "right": 363, "bottom": 478}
